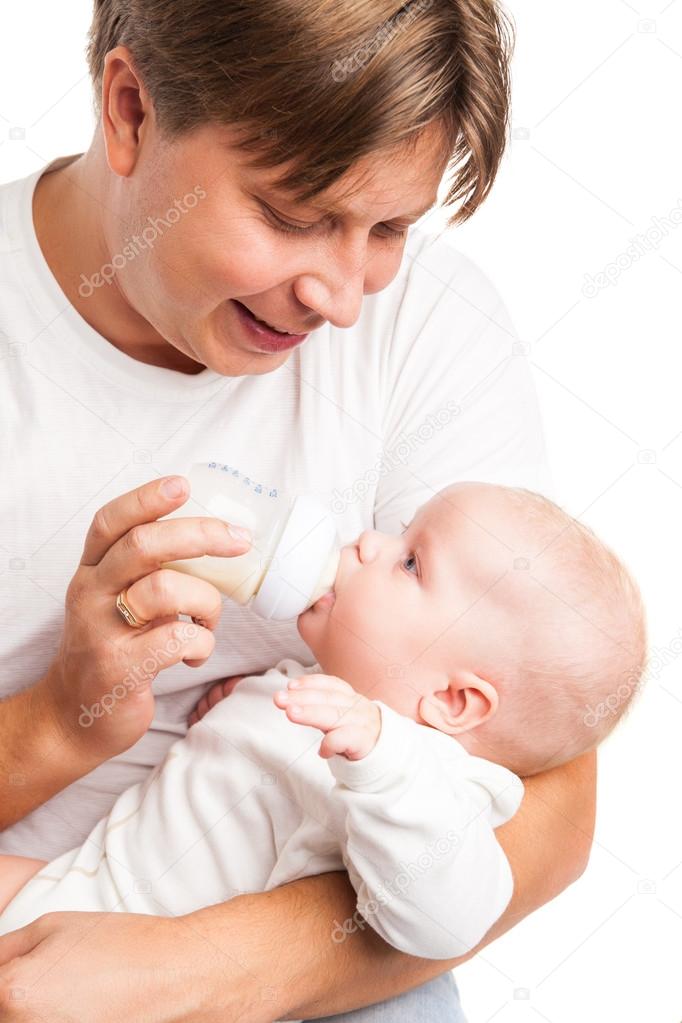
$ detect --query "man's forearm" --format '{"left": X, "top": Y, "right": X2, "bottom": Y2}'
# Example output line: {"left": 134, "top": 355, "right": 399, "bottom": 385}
{"left": 0, "top": 678, "right": 102, "bottom": 830}
{"left": 186, "top": 750, "right": 597, "bottom": 1021}
{"left": 485, "top": 749, "right": 597, "bottom": 935}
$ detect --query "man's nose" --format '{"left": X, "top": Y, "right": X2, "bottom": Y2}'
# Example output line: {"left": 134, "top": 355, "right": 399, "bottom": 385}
{"left": 293, "top": 273, "right": 365, "bottom": 330}
{"left": 292, "top": 237, "right": 368, "bottom": 329}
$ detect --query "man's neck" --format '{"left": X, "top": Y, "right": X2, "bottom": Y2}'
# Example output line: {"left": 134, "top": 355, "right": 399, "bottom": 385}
{"left": 31, "top": 151, "right": 205, "bottom": 375}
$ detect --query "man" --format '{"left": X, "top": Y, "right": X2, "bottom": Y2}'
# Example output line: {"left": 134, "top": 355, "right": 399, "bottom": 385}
{"left": 0, "top": 2, "right": 595, "bottom": 1019}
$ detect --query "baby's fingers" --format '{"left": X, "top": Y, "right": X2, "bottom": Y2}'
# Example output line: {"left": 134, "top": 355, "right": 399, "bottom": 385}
{"left": 274, "top": 687, "right": 355, "bottom": 712}
{"left": 187, "top": 674, "right": 247, "bottom": 727}
{"left": 319, "top": 725, "right": 369, "bottom": 761}
{"left": 276, "top": 698, "right": 351, "bottom": 733}
{"left": 288, "top": 673, "right": 355, "bottom": 696}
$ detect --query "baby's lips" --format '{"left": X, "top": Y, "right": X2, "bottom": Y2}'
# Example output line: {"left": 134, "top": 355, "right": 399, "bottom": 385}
{"left": 314, "top": 589, "right": 336, "bottom": 609}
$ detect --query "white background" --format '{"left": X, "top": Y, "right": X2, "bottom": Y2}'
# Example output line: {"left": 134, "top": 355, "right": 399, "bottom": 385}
{"left": 1, "top": 2, "right": 681, "bottom": 1021}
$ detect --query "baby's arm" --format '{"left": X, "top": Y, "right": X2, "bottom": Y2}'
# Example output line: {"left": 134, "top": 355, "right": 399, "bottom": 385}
{"left": 0, "top": 855, "right": 47, "bottom": 912}
{"left": 275, "top": 672, "right": 524, "bottom": 960}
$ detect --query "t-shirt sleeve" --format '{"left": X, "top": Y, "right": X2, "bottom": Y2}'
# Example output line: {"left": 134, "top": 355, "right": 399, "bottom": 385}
{"left": 373, "top": 230, "right": 555, "bottom": 535}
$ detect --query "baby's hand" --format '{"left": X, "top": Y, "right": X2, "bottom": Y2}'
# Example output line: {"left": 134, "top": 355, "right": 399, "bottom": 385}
{"left": 187, "top": 674, "right": 247, "bottom": 727}
{"left": 273, "top": 673, "right": 381, "bottom": 760}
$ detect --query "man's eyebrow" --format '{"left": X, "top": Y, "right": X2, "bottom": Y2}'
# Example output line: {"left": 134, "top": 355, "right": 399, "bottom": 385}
{"left": 318, "top": 197, "right": 439, "bottom": 223}
{"left": 273, "top": 189, "right": 439, "bottom": 223}
{"left": 325, "top": 197, "right": 437, "bottom": 224}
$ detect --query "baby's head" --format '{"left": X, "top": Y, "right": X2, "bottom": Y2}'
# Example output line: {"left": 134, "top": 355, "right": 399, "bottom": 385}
{"left": 298, "top": 482, "right": 647, "bottom": 776}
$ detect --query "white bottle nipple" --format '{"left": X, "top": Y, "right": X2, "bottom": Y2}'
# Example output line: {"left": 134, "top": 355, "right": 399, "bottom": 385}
{"left": 308, "top": 547, "right": 341, "bottom": 606}
{"left": 251, "top": 495, "right": 340, "bottom": 620}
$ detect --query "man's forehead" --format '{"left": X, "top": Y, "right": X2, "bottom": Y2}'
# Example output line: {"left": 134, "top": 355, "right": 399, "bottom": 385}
{"left": 263, "top": 166, "right": 439, "bottom": 222}
{"left": 315, "top": 150, "right": 443, "bottom": 213}
{"left": 248, "top": 125, "right": 447, "bottom": 219}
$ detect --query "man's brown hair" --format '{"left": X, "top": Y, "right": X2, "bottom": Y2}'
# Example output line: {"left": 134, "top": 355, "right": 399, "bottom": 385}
{"left": 87, "top": 0, "right": 515, "bottom": 225}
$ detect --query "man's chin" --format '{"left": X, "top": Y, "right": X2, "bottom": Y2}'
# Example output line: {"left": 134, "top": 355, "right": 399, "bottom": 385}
{"left": 205, "top": 343, "right": 291, "bottom": 378}
{"left": 200, "top": 312, "right": 295, "bottom": 376}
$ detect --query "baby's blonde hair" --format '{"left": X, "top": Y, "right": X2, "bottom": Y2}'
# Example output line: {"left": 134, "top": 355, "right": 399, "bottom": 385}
{"left": 486, "top": 488, "right": 648, "bottom": 777}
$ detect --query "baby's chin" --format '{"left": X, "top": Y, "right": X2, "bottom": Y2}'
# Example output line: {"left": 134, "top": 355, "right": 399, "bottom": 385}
{"left": 296, "top": 599, "right": 326, "bottom": 651}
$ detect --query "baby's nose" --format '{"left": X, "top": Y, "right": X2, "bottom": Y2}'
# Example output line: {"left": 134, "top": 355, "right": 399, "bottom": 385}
{"left": 357, "top": 529, "right": 380, "bottom": 564}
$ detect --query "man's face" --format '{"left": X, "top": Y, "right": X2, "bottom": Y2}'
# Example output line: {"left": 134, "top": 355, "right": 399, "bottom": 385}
{"left": 103, "top": 119, "right": 449, "bottom": 376}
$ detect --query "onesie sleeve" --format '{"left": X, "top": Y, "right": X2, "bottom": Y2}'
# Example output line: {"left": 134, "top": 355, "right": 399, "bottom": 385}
{"left": 373, "top": 229, "right": 555, "bottom": 536}
{"left": 327, "top": 701, "right": 524, "bottom": 959}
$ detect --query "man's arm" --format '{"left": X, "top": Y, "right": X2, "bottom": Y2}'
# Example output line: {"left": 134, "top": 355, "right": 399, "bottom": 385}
{"left": 0, "top": 752, "right": 594, "bottom": 1022}
{"left": 0, "top": 680, "right": 102, "bottom": 831}
{"left": 0, "top": 476, "right": 256, "bottom": 835}
{"left": 187, "top": 750, "right": 597, "bottom": 1021}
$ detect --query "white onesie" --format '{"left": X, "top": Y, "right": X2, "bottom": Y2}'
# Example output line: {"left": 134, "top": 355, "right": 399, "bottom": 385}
{"left": 0, "top": 659, "right": 523, "bottom": 962}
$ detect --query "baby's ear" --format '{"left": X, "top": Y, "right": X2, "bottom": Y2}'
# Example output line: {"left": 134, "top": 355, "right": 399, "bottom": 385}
{"left": 418, "top": 669, "right": 498, "bottom": 735}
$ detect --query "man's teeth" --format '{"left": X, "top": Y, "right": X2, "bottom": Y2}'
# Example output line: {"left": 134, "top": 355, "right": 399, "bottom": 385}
{"left": 252, "top": 311, "right": 293, "bottom": 334}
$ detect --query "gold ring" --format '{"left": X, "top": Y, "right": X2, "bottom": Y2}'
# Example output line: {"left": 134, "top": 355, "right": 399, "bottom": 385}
{"left": 116, "top": 589, "right": 149, "bottom": 629}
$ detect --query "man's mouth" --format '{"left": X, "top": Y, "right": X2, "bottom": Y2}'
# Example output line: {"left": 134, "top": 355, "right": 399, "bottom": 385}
{"left": 234, "top": 300, "right": 310, "bottom": 336}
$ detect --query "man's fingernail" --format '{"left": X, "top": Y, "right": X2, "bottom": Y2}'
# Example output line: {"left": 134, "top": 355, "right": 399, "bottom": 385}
{"left": 288, "top": 679, "right": 301, "bottom": 688}
{"left": 162, "top": 476, "right": 185, "bottom": 498}
{"left": 227, "top": 524, "right": 251, "bottom": 542}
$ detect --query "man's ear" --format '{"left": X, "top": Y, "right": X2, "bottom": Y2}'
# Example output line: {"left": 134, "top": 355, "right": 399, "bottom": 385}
{"left": 101, "top": 45, "right": 152, "bottom": 177}
{"left": 418, "top": 669, "right": 499, "bottom": 735}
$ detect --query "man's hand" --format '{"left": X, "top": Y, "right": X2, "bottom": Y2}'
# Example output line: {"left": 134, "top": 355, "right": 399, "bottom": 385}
{"left": 273, "top": 673, "right": 382, "bottom": 760}
{"left": 40, "top": 474, "right": 251, "bottom": 765}
{"left": 0, "top": 910, "right": 263, "bottom": 1023}
{"left": 0, "top": 753, "right": 597, "bottom": 1022}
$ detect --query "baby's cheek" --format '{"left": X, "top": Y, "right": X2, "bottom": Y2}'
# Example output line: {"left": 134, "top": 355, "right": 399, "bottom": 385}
{"left": 317, "top": 609, "right": 366, "bottom": 672}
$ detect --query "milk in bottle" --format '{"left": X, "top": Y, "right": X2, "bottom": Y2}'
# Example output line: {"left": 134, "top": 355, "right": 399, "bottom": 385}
{"left": 160, "top": 462, "right": 340, "bottom": 620}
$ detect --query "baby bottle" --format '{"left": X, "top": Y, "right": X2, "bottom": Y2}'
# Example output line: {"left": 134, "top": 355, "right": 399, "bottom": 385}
{"left": 159, "top": 461, "right": 340, "bottom": 620}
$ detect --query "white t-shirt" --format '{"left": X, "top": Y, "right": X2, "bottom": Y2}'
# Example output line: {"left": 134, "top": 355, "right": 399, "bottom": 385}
{"left": 0, "top": 154, "right": 553, "bottom": 861}
{"left": 0, "top": 659, "right": 525, "bottom": 964}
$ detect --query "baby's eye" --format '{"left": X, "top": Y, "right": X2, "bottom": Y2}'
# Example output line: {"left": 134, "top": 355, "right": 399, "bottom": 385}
{"left": 401, "top": 553, "right": 418, "bottom": 576}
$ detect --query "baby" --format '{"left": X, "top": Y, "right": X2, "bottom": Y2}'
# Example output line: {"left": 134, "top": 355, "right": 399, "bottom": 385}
{"left": 0, "top": 482, "right": 647, "bottom": 973}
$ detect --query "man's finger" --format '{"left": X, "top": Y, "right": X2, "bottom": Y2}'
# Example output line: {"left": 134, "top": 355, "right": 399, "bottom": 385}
{"left": 96, "top": 516, "right": 250, "bottom": 594}
{"left": 80, "top": 476, "right": 189, "bottom": 567}
{"left": 0, "top": 920, "right": 41, "bottom": 965}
